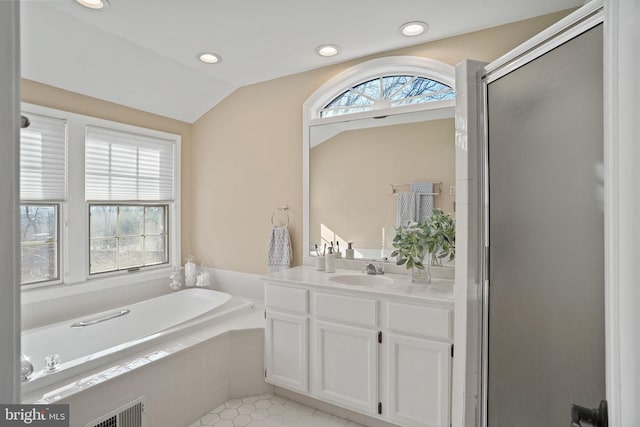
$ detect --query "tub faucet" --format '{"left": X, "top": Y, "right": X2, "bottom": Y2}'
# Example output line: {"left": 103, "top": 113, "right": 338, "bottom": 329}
{"left": 45, "top": 354, "right": 61, "bottom": 372}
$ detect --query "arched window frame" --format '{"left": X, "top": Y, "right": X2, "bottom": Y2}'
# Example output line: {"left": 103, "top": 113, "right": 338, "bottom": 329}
{"left": 320, "top": 74, "right": 455, "bottom": 118}
{"left": 304, "top": 56, "right": 456, "bottom": 124}
{"left": 302, "top": 56, "right": 456, "bottom": 260}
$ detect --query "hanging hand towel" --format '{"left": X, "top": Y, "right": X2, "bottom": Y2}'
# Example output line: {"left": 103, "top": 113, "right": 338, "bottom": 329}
{"left": 396, "top": 191, "right": 417, "bottom": 227}
{"left": 267, "top": 226, "right": 292, "bottom": 272}
{"left": 411, "top": 181, "right": 434, "bottom": 222}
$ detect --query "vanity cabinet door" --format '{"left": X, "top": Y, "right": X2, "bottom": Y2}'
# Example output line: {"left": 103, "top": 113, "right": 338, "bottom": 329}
{"left": 314, "top": 320, "right": 378, "bottom": 415}
{"left": 387, "top": 334, "right": 451, "bottom": 427}
{"left": 265, "top": 311, "right": 308, "bottom": 392}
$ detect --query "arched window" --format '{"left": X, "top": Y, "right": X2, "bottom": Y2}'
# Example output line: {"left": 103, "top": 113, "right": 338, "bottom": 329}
{"left": 303, "top": 56, "right": 456, "bottom": 256}
{"left": 320, "top": 74, "right": 455, "bottom": 118}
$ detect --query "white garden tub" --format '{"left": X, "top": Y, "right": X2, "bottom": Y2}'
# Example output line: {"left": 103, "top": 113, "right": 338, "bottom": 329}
{"left": 21, "top": 288, "right": 248, "bottom": 394}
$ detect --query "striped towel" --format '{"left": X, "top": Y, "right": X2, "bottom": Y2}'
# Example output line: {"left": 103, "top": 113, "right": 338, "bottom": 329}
{"left": 267, "top": 226, "right": 292, "bottom": 272}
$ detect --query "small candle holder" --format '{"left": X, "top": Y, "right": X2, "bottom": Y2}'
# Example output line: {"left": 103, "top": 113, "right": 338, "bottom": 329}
{"left": 185, "top": 257, "right": 197, "bottom": 287}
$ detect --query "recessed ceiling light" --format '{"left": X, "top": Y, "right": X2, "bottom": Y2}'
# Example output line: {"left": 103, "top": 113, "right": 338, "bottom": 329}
{"left": 316, "top": 45, "right": 340, "bottom": 57}
{"left": 199, "top": 53, "right": 222, "bottom": 64}
{"left": 75, "top": 0, "right": 110, "bottom": 10}
{"left": 400, "top": 21, "right": 428, "bottom": 37}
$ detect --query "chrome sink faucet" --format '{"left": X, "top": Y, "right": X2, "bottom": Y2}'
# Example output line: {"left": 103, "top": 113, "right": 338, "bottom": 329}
{"left": 363, "top": 262, "right": 384, "bottom": 275}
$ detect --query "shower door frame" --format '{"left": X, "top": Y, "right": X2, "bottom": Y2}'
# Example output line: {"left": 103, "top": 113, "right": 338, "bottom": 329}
{"left": 478, "top": 3, "right": 607, "bottom": 426}
{"left": 0, "top": 0, "right": 21, "bottom": 404}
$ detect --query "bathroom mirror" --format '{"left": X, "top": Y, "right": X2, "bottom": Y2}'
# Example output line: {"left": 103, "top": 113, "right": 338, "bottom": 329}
{"left": 307, "top": 107, "right": 456, "bottom": 262}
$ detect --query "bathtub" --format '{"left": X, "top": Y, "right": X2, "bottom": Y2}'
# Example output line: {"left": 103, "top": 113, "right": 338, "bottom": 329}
{"left": 21, "top": 288, "right": 251, "bottom": 395}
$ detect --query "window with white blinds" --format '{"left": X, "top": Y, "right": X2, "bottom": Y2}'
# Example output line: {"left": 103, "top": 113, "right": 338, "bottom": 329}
{"left": 85, "top": 126, "right": 175, "bottom": 201}
{"left": 19, "top": 103, "right": 181, "bottom": 288}
{"left": 20, "top": 113, "right": 67, "bottom": 201}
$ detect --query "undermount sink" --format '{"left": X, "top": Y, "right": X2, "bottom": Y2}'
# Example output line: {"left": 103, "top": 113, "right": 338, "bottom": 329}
{"left": 328, "top": 274, "right": 393, "bottom": 286}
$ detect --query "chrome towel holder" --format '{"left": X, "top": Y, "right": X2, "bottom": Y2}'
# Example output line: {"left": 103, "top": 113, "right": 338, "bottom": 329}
{"left": 390, "top": 181, "right": 441, "bottom": 196}
{"left": 271, "top": 205, "right": 290, "bottom": 226}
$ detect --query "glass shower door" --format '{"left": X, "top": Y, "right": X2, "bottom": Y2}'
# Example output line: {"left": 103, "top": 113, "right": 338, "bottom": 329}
{"left": 485, "top": 23, "right": 605, "bottom": 426}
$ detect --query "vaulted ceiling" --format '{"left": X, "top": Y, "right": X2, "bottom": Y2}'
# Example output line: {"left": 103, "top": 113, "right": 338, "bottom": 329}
{"left": 21, "top": 0, "right": 583, "bottom": 123}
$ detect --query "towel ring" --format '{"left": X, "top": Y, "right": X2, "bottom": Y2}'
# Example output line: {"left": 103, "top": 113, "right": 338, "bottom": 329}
{"left": 271, "top": 205, "right": 289, "bottom": 226}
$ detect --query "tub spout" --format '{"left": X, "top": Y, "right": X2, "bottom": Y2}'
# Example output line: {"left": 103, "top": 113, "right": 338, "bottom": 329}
{"left": 20, "top": 353, "right": 33, "bottom": 382}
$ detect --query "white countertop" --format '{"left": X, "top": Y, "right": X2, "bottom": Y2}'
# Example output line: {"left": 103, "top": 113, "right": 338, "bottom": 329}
{"left": 262, "top": 266, "right": 454, "bottom": 305}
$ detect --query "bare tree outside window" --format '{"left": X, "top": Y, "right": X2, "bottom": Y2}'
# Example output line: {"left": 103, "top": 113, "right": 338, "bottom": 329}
{"left": 20, "top": 204, "right": 58, "bottom": 284}
{"left": 321, "top": 75, "right": 455, "bottom": 118}
{"left": 89, "top": 204, "right": 168, "bottom": 274}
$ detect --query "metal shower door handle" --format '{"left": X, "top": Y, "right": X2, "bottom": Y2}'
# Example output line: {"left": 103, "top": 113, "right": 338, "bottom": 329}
{"left": 571, "top": 400, "right": 608, "bottom": 427}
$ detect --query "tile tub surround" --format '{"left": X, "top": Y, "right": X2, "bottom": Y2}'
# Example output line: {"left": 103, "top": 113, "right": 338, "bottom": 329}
{"left": 24, "top": 306, "right": 272, "bottom": 427}
{"left": 191, "top": 394, "right": 364, "bottom": 427}
{"left": 23, "top": 289, "right": 235, "bottom": 393}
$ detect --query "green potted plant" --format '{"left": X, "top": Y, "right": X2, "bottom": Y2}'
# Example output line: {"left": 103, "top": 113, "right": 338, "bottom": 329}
{"left": 425, "top": 209, "right": 455, "bottom": 266}
{"left": 391, "top": 220, "right": 432, "bottom": 283}
{"left": 391, "top": 209, "right": 456, "bottom": 282}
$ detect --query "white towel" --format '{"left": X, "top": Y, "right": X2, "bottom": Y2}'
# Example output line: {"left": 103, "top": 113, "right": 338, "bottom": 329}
{"left": 267, "top": 226, "right": 292, "bottom": 272}
{"left": 411, "top": 181, "right": 434, "bottom": 222}
{"left": 396, "top": 191, "right": 417, "bottom": 227}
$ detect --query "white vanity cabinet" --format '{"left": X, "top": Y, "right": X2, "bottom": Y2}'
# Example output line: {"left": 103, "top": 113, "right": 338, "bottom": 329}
{"left": 386, "top": 302, "right": 453, "bottom": 427}
{"left": 264, "top": 283, "right": 309, "bottom": 392}
{"left": 313, "top": 292, "right": 380, "bottom": 415}
{"left": 263, "top": 268, "right": 454, "bottom": 427}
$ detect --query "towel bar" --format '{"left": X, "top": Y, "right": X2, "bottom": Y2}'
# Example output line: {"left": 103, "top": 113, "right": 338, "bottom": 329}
{"left": 390, "top": 182, "right": 441, "bottom": 196}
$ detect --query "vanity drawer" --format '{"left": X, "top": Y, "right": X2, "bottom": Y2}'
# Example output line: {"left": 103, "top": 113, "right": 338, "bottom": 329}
{"left": 387, "top": 302, "right": 452, "bottom": 340}
{"left": 314, "top": 293, "right": 378, "bottom": 328}
{"left": 265, "top": 283, "right": 308, "bottom": 314}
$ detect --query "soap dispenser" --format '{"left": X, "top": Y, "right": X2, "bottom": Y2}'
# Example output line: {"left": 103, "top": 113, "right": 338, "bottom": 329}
{"left": 345, "top": 242, "right": 355, "bottom": 260}
{"left": 325, "top": 246, "right": 335, "bottom": 273}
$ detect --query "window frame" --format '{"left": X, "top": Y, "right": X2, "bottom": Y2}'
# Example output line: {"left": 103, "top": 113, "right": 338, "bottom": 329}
{"left": 306, "top": 56, "right": 456, "bottom": 123}
{"left": 302, "top": 56, "right": 456, "bottom": 260}
{"left": 88, "top": 202, "right": 170, "bottom": 276}
{"left": 19, "top": 202, "right": 62, "bottom": 287}
{"left": 21, "top": 103, "right": 181, "bottom": 290}
{"left": 320, "top": 74, "right": 456, "bottom": 118}
{"left": 18, "top": 109, "right": 68, "bottom": 289}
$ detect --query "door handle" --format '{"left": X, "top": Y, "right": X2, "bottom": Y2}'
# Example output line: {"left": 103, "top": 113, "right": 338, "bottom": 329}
{"left": 571, "top": 400, "right": 608, "bottom": 427}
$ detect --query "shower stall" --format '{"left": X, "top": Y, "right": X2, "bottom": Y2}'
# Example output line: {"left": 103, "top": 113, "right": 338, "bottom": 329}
{"left": 481, "top": 6, "right": 607, "bottom": 427}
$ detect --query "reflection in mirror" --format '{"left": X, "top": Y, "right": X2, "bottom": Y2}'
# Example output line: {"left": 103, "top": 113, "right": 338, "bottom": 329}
{"left": 309, "top": 111, "right": 455, "bottom": 262}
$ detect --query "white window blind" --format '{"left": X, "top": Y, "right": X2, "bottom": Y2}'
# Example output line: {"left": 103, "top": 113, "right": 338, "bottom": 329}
{"left": 85, "top": 126, "right": 175, "bottom": 201}
{"left": 20, "top": 113, "right": 67, "bottom": 201}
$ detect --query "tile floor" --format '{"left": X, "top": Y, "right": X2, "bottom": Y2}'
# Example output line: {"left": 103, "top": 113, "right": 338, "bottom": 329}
{"left": 190, "top": 393, "right": 363, "bottom": 427}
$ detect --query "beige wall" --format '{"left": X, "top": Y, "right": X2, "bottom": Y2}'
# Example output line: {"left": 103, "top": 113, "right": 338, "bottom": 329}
{"left": 191, "top": 10, "right": 571, "bottom": 274}
{"left": 20, "top": 11, "right": 571, "bottom": 275}
{"left": 310, "top": 119, "right": 455, "bottom": 255}
{"left": 21, "top": 80, "right": 193, "bottom": 258}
